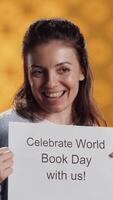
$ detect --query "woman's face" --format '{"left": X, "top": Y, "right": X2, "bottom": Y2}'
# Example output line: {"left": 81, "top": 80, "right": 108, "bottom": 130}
{"left": 26, "top": 40, "right": 84, "bottom": 115}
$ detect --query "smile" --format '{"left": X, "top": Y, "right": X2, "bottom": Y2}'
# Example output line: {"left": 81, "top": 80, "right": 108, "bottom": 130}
{"left": 43, "top": 91, "right": 66, "bottom": 98}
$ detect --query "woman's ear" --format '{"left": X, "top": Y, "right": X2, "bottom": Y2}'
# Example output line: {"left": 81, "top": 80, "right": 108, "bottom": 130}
{"left": 79, "top": 73, "right": 85, "bottom": 81}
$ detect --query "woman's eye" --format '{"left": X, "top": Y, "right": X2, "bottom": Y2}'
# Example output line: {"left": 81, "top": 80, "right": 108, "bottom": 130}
{"left": 58, "top": 67, "right": 70, "bottom": 74}
{"left": 31, "top": 69, "right": 44, "bottom": 76}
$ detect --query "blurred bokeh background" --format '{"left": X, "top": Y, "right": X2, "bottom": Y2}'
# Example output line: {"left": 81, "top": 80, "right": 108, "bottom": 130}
{"left": 0, "top": 0, "right": 113, "bottom": 126}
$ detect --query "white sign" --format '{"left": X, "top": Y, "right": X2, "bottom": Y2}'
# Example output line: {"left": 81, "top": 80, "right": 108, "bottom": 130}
{"left": 8, "top": 121, "right": 113, "bottom": 200}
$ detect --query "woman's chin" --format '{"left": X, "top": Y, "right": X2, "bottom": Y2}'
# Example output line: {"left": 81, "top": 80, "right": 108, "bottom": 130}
{"left": 41, "top": 105, "right": 68, "bottom": 114}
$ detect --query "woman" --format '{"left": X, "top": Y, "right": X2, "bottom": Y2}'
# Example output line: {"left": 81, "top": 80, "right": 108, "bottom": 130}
{"left": 0, "top": 18, "right": 106, "bottom": 200}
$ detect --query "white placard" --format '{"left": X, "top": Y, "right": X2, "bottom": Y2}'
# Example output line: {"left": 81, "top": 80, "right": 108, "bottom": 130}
{"left": 8, "top": 121, "right": 113, "bottom": 200}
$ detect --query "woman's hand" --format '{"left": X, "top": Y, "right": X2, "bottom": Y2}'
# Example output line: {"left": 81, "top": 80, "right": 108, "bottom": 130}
{"left": 109, "top": 152, "right": 113, "bottom": 157}
{"left": 0, "top": 147, "right": 14, "bottom": 183}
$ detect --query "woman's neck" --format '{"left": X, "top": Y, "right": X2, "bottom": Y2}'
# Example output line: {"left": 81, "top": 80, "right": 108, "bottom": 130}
{"left": 37, "top": 109, "right": 73, "bottom": 125}
{"left": 45, "top": 113, "right": 72, "bottom": 125}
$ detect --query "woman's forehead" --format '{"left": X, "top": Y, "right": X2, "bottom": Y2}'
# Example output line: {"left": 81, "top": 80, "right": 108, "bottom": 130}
{"left": 29, "top": 40, "right": 76, "bottom": 53}
{"left": 27, "top": 40, "right": 79, "bottom": 63}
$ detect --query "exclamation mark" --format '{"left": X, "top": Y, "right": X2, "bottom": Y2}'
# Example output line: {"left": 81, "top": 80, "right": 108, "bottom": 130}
{"left": 83, "top": 171, "right": 86, "bottom": 180}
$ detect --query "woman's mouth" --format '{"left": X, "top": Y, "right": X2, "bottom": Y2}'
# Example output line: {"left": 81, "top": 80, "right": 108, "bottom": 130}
{"left": 42, "top": 91, "right": 66, "bottom": 98}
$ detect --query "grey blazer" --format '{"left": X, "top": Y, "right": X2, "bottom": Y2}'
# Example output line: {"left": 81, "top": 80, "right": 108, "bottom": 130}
{"left": 0, "top": 109, "right": 29, "bottom": 200}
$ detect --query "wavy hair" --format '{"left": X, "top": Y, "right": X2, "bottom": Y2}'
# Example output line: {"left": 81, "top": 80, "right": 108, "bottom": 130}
{"left": 14, "top": 18, "right": 106, "bottom": 126}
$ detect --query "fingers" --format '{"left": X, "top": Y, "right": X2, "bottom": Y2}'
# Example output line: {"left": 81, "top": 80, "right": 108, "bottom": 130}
{"left": 0, "top": 147, "right": 9, "bottom": 154}
{"left": 0, "top": 150, "right": 14, "bottom": 162}
{"left": 1, "top": 158, "right": 14, "bottom": 170}
{"left": 0, "top": 147, "right": 14, "bottom": 183}
{"left": 109, "top": 152, "right": 113, "bottom": 158}
{"left": 0, "top": 167, "right": 13, "bottom": 181}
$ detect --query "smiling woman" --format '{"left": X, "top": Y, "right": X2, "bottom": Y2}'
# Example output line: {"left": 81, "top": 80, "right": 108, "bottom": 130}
{"left": 0, "top": 17, "right": 106, "bottom": 200}
{"left": 26, "top": 40, "right": 84, "bottom": 123}
{"left": 13, "top": 18, "right": 106, "bottom": 126}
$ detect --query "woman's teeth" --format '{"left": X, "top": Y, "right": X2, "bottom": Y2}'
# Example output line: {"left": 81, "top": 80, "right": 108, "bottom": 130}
{"left": 44, "top": 91, "right": 65, "bottom": 98}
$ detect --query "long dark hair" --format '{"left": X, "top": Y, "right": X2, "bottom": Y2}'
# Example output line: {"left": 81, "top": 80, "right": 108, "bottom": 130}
{"left": 14, "top": 18, "right": 106, "bottom": 126}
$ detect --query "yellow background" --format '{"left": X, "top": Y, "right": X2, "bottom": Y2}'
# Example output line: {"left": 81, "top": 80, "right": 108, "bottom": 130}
{"left": 0, "top": 0, "right": 113, "bottom": 126}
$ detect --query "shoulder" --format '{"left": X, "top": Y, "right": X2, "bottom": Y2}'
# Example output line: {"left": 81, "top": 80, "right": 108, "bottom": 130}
{"left": 0, "top": 108, "right": 16, "bottom": 120}
{"left": 0, "top": 108, "right": 29, "bottom": 147}
{"left": 0, "top": 108, "right": 30, "bottom": 130}
{"left": 0, "top": 108, "right": 30, "bottom": 123}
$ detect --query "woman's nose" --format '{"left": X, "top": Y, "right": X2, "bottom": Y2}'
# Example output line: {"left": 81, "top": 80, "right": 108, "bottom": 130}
{"left": 45, "top": 72, "right": 58, "bottom": 88}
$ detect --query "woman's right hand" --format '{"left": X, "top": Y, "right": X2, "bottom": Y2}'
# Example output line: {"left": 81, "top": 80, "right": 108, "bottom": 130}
{"left": 0, "top": 147, "right": 14, "bottom": 183}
